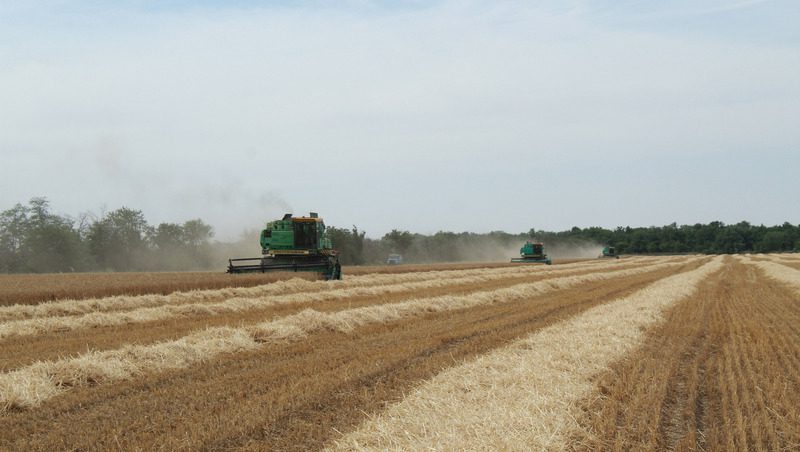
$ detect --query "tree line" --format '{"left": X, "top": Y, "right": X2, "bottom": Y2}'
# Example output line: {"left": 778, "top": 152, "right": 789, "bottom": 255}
{"left": 536, "top": 222, "right": 800, "bottom": 255}
{"left": 325, "top": 221, "right": 800, "bottom": 265}
{"left": 1, "top": 197, "right": 798, "bottom": 272}
{"left": 0, "top": 198, "right": 215, "bottom": 273}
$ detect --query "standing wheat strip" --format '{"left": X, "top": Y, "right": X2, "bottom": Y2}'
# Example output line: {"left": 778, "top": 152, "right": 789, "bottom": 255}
{"left": 741, "top": 257, "right": 800, "bottom": 293}
{"left": 0, "top": 259, "right": 667, "bottom": 339}
{"left": 329, "top": 256, "right": 724, "bottom": 451}
{"left": 0, "top": 258, "right": 631, "bottom": 322}
{"left": 0, "top": 257, "right": 698, "bottom": 412}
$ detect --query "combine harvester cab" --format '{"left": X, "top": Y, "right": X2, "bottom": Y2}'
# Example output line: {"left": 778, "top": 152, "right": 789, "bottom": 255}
{"left": 599, "top": 246, "right": 619, "bottom": 259}
{"left": 511, "top": 241, "right": 552, "bottom": 265}
{"left": 228, "top": 212, "right": 342, "bottom": 280}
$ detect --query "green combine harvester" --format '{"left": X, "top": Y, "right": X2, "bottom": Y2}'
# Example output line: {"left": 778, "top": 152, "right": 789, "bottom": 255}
{"left": 227, "top": 212, "right": 342, "bottom": 280}
{"left": 600, "top": 246, "right": 619, "bottom": 259}
{"left": 511, "top": 241, "right": 552, "bottom": 265}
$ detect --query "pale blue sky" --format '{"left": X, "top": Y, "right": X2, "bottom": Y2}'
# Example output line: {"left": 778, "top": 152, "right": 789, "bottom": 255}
{"left": 1, "top": 1, "right": 798, "bottom": 239}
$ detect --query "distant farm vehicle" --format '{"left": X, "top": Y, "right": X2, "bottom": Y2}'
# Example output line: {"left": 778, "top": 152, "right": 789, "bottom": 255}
{"left": 227, "top": 212, "right": 342, "bottom": 280}
{"left": 600, "top": 246, "right": 619, "bottom": 259}
{"left": 386, "top": 254, "right": 403, "bottom": 265}
{"left": 511, "top": 241, "right": 552, "bottom": 265}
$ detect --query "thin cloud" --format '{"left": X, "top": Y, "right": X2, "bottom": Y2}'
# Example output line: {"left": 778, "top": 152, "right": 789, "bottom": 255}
{"left": 688, "top": 0, "right": 772, "bottom": 16}
{"left": 0, "top": 1, "right": 797, "bottom": 236}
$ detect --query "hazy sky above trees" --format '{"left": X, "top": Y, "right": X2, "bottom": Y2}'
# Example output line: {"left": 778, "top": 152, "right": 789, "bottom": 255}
{"left": 1, "top": 0, "right": 798, "bottom": 239}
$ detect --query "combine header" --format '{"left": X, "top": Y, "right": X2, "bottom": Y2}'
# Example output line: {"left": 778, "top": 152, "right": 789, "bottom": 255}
{"left": 228, "top": 212, "right": 342, "bottom": 280}
{"left": 511, "top": 241, "right": 552, "bottom": 265}
{"left": 600, "top": 246, "right": 619, "bottom": 259}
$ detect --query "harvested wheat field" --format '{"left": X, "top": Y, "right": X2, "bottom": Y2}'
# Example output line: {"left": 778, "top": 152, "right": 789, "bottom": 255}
{"left": 1, "top": 255, "right": 798, "bottom": 451}
{"left": 0, "top": 262, "right": 527, "bottom": 307}
{"left": 0, "top": 271, "right": 318, "bottom": 307}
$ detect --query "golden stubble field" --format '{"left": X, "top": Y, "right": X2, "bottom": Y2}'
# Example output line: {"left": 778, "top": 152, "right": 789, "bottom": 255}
{"left": 0, "top": 254, "right": 798, "bottom": 451}
{"left": 0, "top": 261, "right": 533, "bottom": 307}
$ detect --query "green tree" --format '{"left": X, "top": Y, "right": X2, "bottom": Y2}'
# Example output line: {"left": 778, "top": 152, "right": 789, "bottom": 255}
{"left": 383, "top": 229, "right": 413, "bottom": 255}
{"left": 757, "top": 231, "right": 789, "bottom": 253}
{"left": 714, "top": 228, "right": 746, "bottom": 254}
{"left": 183, "top": 219, "right": 214, "bottom": 248}
{"left": 0, "top": 203, "right": 28, "bottom": 272}
{"left": 327, "top": 226, "right": 366, "bottom": 265}
{"left": 0, "top": 198, "right": 88, "bottom": 273}
{"left": 152, "top": 223, "right": 185, "bottom": 251}
{"left": 87, "top": 207, "right": 150, "bottom": 271}
{"left": 182, "top": 219, "right": 214, "bottom": 268}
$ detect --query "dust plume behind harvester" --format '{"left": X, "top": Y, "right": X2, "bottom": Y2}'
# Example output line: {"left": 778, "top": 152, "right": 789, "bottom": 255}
{"left": 227, "top": 212, "right": 342, "bottom": 280}
{"left": 600, "top": 246, "right": 619, "bottom": 259}
{"left": 511, "top": 241, "right": 552, "bottom": 265}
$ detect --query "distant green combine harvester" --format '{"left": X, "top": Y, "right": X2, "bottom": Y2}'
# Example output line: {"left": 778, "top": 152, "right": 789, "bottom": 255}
{"left": 511, "top": 241, "right": 552, "bottom": 265}
{"left": 227, "top": 212, "right": 342, "bottom": 280}
{"left": 600, "top": 246, "right": 619, "bottom": 259}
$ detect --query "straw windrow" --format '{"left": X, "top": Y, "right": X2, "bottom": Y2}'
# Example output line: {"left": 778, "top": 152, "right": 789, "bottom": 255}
{"left": 330, "top": 256, "right": 723, "bottom": 451}
{"left": 0, "top": 257, "right": 697, "bottom": 412}
{"left": 0, "top": 258, "right": 670, "bottom": 339}
{"left": 0, "top": 258, "right": 638, "bottom": 323}
{"left": 741, "top": 256, "right": 800, "bottom": 293}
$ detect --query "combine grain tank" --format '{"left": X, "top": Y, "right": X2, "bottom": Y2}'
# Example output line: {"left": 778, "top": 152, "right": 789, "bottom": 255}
{"left": 227, "top": 212, "right": 342, "bottom": 280}
{"left": 600, "top": 246, "right": 619, "bottom": 259}
{"left": 511, "top": 241, "right": 552, "bottom": 265}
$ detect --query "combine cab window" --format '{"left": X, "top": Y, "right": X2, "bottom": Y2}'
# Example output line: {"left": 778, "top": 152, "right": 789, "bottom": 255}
{"left": 294, "top": 222, "right": 318, "bottom": 249}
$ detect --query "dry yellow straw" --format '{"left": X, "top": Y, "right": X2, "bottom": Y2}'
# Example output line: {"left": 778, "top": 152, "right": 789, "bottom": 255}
{"left": 0, "top": 258, "right": 674, "bottom": 340}
{"left": 0, "top": 256, "right": 698, "bottom": 412}
{"left": 0, "top": 258, "right": 634, "bottom": 322}
{"left": 739, "top": 255, "right": 800, "bottom": 293}
{"left": 330, "top": 256, "right": 723, "bottom": 451}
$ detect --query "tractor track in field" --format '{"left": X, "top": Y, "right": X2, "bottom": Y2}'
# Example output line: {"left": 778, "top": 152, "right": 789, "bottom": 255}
{"left": 751, "top": 255, "right": 800, "bottom": 271}
{"left": 570, "top": 258, "right": 800, "bottom": 451}
{"left": 0, "top": 261, "right": 647, "bottom": 372}
{"left": 0, "top": 262, "right": 551, "bottom": 307}
{"left": 0, "top": 261, "right": 699, "bottom": 451}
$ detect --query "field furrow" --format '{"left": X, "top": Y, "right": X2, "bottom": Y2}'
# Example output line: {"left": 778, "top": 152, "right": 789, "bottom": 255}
{"left": 9, "top": 254, "right": 794, "bottom": 451}
{"left": 0, "top": 271, "right": 318, "bottom": 307}
{"left": 753, "top": 254, "right": 800, "bottom": 270}
{"left": 569, "top": 258, "right": 800, "bottom": 451}
{"left": 0, "top": 271, "right": 546, "bottom": 372}
{"left": 0, "top": 259, "right": 698, "bottom": 451}
{"left": 0, "top": 258, "right": 682, "bottom": 341}
{"left": 0, "top": 258, "right": 699, "bottom": 411}
{"left": 744, "top": 257, "right": 800, "bottom": 293}
{"left": 1, "top": 262, "right": 571, "bottom": 307}
{"left": 764, "top": 253, "right": 800, "bottom": 261}
{"left": 0, "top": 258, "right": 637, "bottom": 322}
{"left": 0, "top": 260, "right": 669, "bottom": 372}
{"left": 329, "top": 257, "right": 722, "bottom": 450}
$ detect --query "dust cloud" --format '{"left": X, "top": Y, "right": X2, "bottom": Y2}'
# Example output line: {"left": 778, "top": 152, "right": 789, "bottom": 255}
{"left": 487, "top": 238, "right": 604, "bottom": 262}
{"left": 388, "top": 235, "right": 606, "bottom": 264}
{"left": 543, "top": 240, "right": 605, "bottom": 260}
